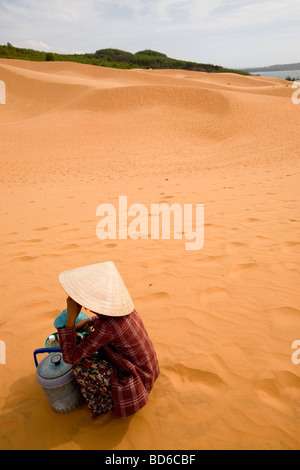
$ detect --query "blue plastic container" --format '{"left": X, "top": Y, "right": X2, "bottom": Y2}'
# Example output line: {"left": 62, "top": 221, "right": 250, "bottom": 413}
{"left": 34, "top": 348, "right": 82, "bottom": 414}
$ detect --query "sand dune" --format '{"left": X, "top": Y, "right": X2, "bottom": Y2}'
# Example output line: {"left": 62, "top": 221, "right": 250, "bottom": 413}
{"left": 0, "top": 59, "right": 300, "bottom": 450}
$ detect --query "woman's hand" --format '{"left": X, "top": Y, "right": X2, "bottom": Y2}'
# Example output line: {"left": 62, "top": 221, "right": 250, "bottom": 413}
{"left": 75, "top": 318, "right": 91, "bottom": 331}
{"left": 66, "top": 296, "right": 82, "bottom": 327}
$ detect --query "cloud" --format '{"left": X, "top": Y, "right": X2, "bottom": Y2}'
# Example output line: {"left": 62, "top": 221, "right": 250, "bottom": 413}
{"left": 3, "top": 0, "right": 299, "bottom": 31}
{"left": 16, "top": 39, "right": 52, "bottom": 51}
{"left": 209, "top": 0, "right": 300, "bottom": 27}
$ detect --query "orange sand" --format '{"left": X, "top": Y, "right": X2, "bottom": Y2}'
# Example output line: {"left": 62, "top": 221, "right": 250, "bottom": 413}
{"left": 0, "top": 59, "right": 300, "bottom": 450}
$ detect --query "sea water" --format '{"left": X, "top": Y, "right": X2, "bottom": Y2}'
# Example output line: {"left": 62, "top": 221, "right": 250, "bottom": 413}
{"left": 251, "top": 69, "right": 300, "bottom": 80}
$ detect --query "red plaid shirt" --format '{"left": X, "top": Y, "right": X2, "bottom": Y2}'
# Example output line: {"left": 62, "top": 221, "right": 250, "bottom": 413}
{"left": 58, "top": 309, "right": 160, "bottom": 418}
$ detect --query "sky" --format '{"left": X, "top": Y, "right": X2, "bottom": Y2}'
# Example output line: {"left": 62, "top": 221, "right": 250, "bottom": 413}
{"left": 0, "top": 0, "right": 299, "bottom": 69}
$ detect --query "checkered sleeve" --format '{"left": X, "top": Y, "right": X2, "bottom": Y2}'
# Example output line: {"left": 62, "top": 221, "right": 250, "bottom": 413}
{"left": 58, "top": 320, "right": 114, "bottom": 364}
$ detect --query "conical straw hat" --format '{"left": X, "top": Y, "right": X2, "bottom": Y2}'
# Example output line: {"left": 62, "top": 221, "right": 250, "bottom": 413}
{"left": 59, "top": 261, "right": 134, "bottom": 317}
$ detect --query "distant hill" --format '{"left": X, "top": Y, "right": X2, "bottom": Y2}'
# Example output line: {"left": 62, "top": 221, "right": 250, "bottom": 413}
{"left": 0, "top": 43, "right": 250, "bottom": 76}
{"left": 243, "top": 63, "right": 300, "bottom": 72}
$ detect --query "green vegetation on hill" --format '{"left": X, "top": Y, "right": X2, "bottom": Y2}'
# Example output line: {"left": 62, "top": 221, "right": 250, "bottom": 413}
{"left": 0, "top": 43, "right": 250, "bottom": 75}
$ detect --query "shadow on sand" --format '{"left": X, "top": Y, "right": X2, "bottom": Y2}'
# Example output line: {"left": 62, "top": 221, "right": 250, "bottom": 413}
{"left": 0, "top": 371, "right": 132, "bottom": 450}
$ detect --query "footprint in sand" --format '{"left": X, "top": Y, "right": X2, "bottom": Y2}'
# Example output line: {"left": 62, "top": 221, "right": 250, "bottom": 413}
{"left": 14, "top": 255, "right": 37, "bottom": 262}
{"left": 256, "top": 371, "right": 300, "bottom": 412}
{"left": 242, "top": 217, "right": 262, "bottom": 224}
{"left": 135, "top": 291, "right": 171, "bottom": 305}
{"left": 163, "top": 354, "right": 226, "bottom": 395}
{"left": 279, "top": 241, "right": 300, "bottom": 254}
{"left": 199, "top": 287, "right": 231, "bottom": 310}
{"left": 57, "top": 243, "right": 80, "bottom": 251}
{"left": 80, "top": 219, "right": 95, "bottom": 224}
{"left": 227, "top": 263, "right": 260, "bottom": 282}
{"left": 223, "top": 241, "right": 247, "bottom": 255}
{"left": 34, "top": 227, "right": 49, "bottom": 231}
{"left": 264, "top": 306, "right": 300, "bottom": 339}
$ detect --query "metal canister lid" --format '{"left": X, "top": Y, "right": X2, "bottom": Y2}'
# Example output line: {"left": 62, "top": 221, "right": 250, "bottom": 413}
{"left": 38, "top": 352, "right": 72, "bottom": 380}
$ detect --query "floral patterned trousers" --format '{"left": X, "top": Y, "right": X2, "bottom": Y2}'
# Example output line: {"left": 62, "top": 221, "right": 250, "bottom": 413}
{"left": 72, "top": 355, "right": 114, "bottom": 418}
